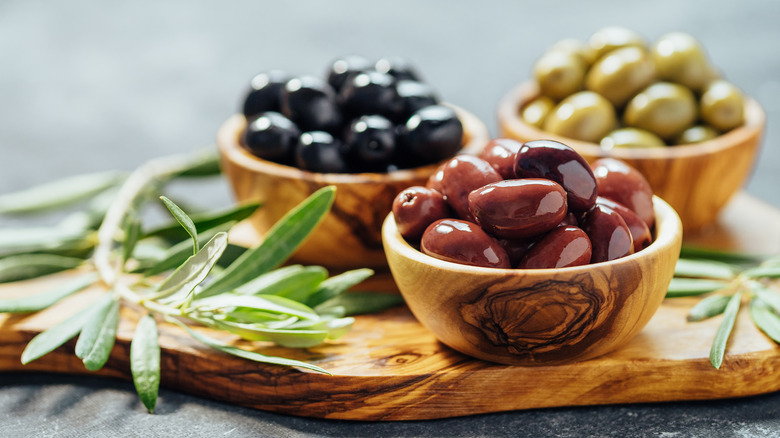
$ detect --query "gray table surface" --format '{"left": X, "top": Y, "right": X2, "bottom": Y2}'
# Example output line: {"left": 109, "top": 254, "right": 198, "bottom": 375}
{"left": 2, "top": 1, "right": 780, "bottom": 436}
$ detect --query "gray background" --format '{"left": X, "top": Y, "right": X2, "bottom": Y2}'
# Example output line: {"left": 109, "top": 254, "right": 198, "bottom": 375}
{"left": 1, "top": 0, "right": 780, "bottom": 436}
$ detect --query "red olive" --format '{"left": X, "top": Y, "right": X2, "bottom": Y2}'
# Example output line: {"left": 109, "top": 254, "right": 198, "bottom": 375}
{"left": 421, "top": 219, "right": 511, "bottom": 268}
{"left": 497, "top": 237, "right": 536, "bottom": 267}
{"left": 514, "top": 140, "right": 598, "bottom": 212}
{"left": 425, "top": 161, "right": 447, "bottom": 194}
{"left": 392, "top": 186, "right": 450, "bottom": 240}
{"left": 518, "top": 226, "right": 592, "bottom": 269}
{"left": 478, "top": 138, "right": 522, "bottom": 179}
{"left": 468, "top": 179, "right": 568, "bottom": 239}
{"left": 596, "top": 196, "right": 652, "bottom": 252}
{"left": 591, "top": 158, "right": 654, "bottom": 228}
{"left": 580, "top": 204, "right": 634, "bottom": 263}
{"left": 441, "top": 155, "right": 502, "bottom": 222}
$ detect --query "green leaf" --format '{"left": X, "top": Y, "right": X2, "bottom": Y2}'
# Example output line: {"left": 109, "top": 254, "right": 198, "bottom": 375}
{"left": 0, "top": 171, "right": 125, "bottom": 214}
{"left": 674, "top": 258, "right": 736, "bottom": 280}
{"left": 123, "top": 215, "right": 143, "bottom": 264}
{"left": 167, "top": 318, "right": 329, "bottom": 374}
{"left": 75, "top": 297, "right": 120, "bottom": 371}
{"left": 20, "top": 294, "right": 113, "bottom": 364}
{"left": 314, "top": 292, "right": 405, "bottom": 316}
{"left": 687, "top": 295, "right": 730, "bottom": 322}
{"left": 143, "top": 202, "right": 260, "bottom": 243}
{"left": 159, "top": 196, "right": 199, "bottom": 254}
{"left": 305, "top": 268, "right": 374, "bottom": 307}
{"left": 170, "top": 149, "right": 222, "bottom": 178}
{"left": 153, "top": 232, "right": 228, "bottom": 302}
{"left": 748, "top": 282, "right": 780, "bottom": 315}
{"left": 0, "top": 254, "right": 84, "bottom": 283}
{"left": 132, "top": 224, "right": 237, "bottom": 276}
{"left": 196, "top": 186, "right": 335, "bottom": 299}
{"left": 235, "top": 265, "right": 328, "bottom": 302}
{"left": 709, "top": 291, "right": 742, "bottom": 369}
{"left": 742, "top": 265, "right": 780, "bottom": 279}
{"left": 665, "top": 278, "right": 731, "bottom": 298}
{"left": 0, "top": 227, "right": 91, "bottom": 258}
{"left": 211, "top": 319, "right": 330, "bottom": 347}
{"left": 0, "top": 273, "right": 97, "bottom": 313}
{"left": 192, "top": 293, "right": 319, "bottom": 321}
{"left": 130, "top": 314, "right": 161, "bottom": 413}
{"left": 679, "top": 245, "right": 765, "bottom": 265}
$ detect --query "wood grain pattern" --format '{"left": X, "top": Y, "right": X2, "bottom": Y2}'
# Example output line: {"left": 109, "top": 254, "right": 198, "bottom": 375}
{"left": 383, "top": 197, "right": 681, "bottom": 365}
{"left": 1, "top": 193, "right": 779, "bottom": 421}
{"left": 218, "top": 105, "right": 489, "bottom": 270}
{"left": 497, "top": 81, "right": 766, "bottom": 232}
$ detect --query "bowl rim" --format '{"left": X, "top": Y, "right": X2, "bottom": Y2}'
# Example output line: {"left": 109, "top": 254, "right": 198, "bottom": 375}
{"left": 218, "top": 103, "right": 490, "bottom": 184}
{"left": 382, "top": 195, "right": 682, "bottom": 277}
{"left": 497, "top": 81, "right": 766, "bottom": 160}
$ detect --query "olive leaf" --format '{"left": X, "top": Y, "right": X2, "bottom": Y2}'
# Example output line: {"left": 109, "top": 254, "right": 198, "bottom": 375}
{"left": 75, "top": 297, "right": 120, "bottom": 371}
{"left": 742, "top": 265, "right": 780, "bottom": 279}
{"left": 123, "top": 214, "right": 143, "bottom": 264}
{"left": 234, "top": 265, "right": 328, "bottom": 302}
{"left": 747, "top": 282, "right": 780, "bottom": 315}
{"left": 665, "top": 277, "right": 731, "bottom": 298}
{"left": 710, "top": 291, "right": 742, "bottom": 369}
{"left": 749, "top": 298, "right": 780, "bottom": 344}
{"left": 0, "top": 254, "right": 85, "bottom": 283}
{"left": 674, "top": 258, "right": 736, "bottom": 280}
{"left": 314, "top": 292, "right": 405, "bottom": 316}
{"left": 0, "top": 227, "right": 91, "bottom": 258}
{"left": 195, "top": 186, "right": 336, "bottom": 299}
{"left": 305, "top": 268, "right": 374, "bottom": 308}
{"left": 159, "top": 196, "right": 198, "bottom": 254}
{"left": 210, "top": 319, "right": 330, "bottom": 347}
{"left": 687, "top": 295, "right": 730, "bottom": 322}
{"left": 0, "top": 171, "right": 125, "bottom": 214}
{"left": 130, "top": 314, "right": 161, "bottom": 414}
{"left": 679, "top": 245, "right": 765, "bottom": 266}
{"left": 0, "top": 273, "right": 97, "bottom": 313}
{"left": 151, "top": 232, "right": 228, "bottom": 302}
{"left": 143, "top": 201, "right": 260, "bottom": 243}
{"left": 191, "top": 293, "right": 320, "bottom": 321}
{"left": 169, "top": 149, "right": 221, "bottom": 178}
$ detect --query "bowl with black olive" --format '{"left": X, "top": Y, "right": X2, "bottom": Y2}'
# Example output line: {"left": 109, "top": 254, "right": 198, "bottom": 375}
{"left": 497, "top": 28, "right": 765, "bottom": 232}
{"left": 218, "top": 56, "right": 489, "bottom": 269}
{"left": 382, "top": 139, "right": 682, "bottom": 365}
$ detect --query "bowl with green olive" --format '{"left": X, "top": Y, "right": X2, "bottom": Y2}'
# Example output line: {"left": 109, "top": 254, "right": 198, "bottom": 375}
{"left": 497, "top": 28, "right": 766, "bottom": 232}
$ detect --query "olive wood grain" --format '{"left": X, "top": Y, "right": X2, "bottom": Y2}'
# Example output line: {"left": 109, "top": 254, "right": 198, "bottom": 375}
{"left": 497, "top": 81, "right": 766, "bottom": 232}
{"left": 218, "top": 105, "right": 489, "bottom": 270}
{"left": 1, "top": 193, "right": 779, "bottom": 421}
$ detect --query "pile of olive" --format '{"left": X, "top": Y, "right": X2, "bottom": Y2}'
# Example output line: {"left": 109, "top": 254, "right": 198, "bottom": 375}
{"left": 392, "top": 138, "right": 655, "bottom": 269}
{"left": 239, "top": 56, "right": 463, "bottom": 173}
{"left": 523, "top": 27, "right": 746, "bottom": 149}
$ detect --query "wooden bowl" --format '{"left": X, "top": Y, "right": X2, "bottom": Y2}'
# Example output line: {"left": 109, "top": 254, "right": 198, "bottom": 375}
{"left": 218, "top": 106, "right": 489, "bottom": 269}
{"left": 498, "top": 81, "right": 765, "bottom": 232}
{"left": 382, "top": 196, "right": 682, "bottom": 365}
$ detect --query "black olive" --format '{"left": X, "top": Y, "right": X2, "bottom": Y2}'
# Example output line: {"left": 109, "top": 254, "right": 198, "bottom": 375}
{"left": 242, "top": 70, "right": 292, "bottom": 118}
{"left": 325, "top": 55, "right": 373, "bottom": 93}
{"left": 398, "top": 105, "right": 462, "bottom": 165}
{"left": 338, "top": 71, "right": 403, "bottom": 120}
{"left": 241, "top": 112, "right": 300, "bottom": 165}
{"left": 343, "top": 115, "right": 396, "bottom": 172}
{"left": 280, "top": 76, "right": 342, "bottom": 134}
{"left": 375, "top": 56, "right": 422, "bottom": 82}
{"left": 396, "top": 80, "right": 439, "bottom": 121}
{"left": 295, "top": 131, "right": 349, "bottom": 173}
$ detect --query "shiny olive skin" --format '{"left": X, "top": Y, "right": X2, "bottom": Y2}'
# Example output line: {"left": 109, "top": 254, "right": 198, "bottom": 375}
{"left": 595, "top": 197, "right": 652, "bottom": 252}
{"left": 585, "top": 46, "right": 656, "bottom": 107}
{"left": 674, "top": 125, "right": 719, "bottom": 145}
{"left": 468, "top": 179, "right": 568, "bottom": 239}
{"left": 521, "top": 96, "right": 555, "bottom": 128}
{"left": 478, "top": 138, "right": 522, "bottom": 179}
{"left": 534, "top": 50, "right": 587, "bottom": 101}
{"left": 243, "top": 70, "right": 292, "bottom": 117}
{"left": 588, "top": 26, "right": 646, "bottom": 60}
{"left": 514, "top": 140, "right": 598, "bottom": 212}
{"left": 392, "top": 186, "right": 450, "bottom": 240}
{"left": 700, "top": 80, "right": 745, "bottom": 132}
{"left": 421, "top": 219, "right": 511, "bottom": 269}
{"left": 600, "top": 128, "right": 665, "bottom": 150}
{"left": 497, "top": 237, "right": 536, "bottom": 267}
{"left": 518, "top": 226, "right": 592, "bottom": 269}
{"left": 580, "top": 204, "right": 634, "bottom": 263}
{"left": 441, "top": 155, "right": 502, "bottom": 222}
{"left": 651, "top": 32, "right": 716, "bottom": 92}
{"left": 548, "top": 38, "right": 596, "bottom": 67}
{"left": 375, "top": 56, "right": 422, "bottom": 82}
{"left": 242, "top": 111, "right": 301, "bottom": 165}
{"left": 559, "top": 212, "right": 579, "bottom": 227}
{"left": 295, "top": 131, "right": 349, "bottom": 173}
{"left": 281, "top": 76, "right": 342, "bottom": 134}
{"left": 591, "top": 158, "right": 655, "bottom": 228}
{"left": 339, "top": 71, "right": 403, "bottom": 120}
{"left": 623, "top": 82, "right": 697, "bottom": 140}
{"left": 396, "top": 80, "right": 439, "bottom": 120}
{"left": 399, "top": 105, "right": 464, "bottom": 165}
{"left": 343, "top": 115, "right": 396, "bottom": 171}
{"left": 325, "top": 55, "right": 372, "bottom": 93}
{"left": 544, "top": 91, "right": 617, "bottom": 143}
{"left": 425, "top": 161, "right": 447, "bottom": 194}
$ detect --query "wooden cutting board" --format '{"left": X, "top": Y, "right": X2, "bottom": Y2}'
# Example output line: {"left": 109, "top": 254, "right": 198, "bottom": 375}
{"left": 1, "top": 193, "right": 779, "bottom": 421}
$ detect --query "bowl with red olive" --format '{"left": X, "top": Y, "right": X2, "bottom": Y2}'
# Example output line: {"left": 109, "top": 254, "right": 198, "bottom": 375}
{"left": 218, "top": 56, "right": 489, "bottom": 269}
{"left": 382, "top": 139, "right": 682, "bottom": 365}
{"left": 497, "top": 27, "right": 765, "bottom": 232}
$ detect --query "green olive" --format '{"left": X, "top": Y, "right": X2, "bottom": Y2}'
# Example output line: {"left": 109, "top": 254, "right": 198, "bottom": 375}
{"left": 624, "top": 82, "right": 698, "bottom": 140}
{"left": 600, "top": 128, "right": 666, "bottom": 150}
{"left": 543, "top": 91, "right": 617, "bottom": 143}
{"left": 588, "top": 26, "right": 646, "bottom": 60}
{"left": 521, "top": 96, "right": 555, "bottom": 128}
{"left": 651, "top": 32, "right": 718, "bottom": 92}
{"left": 585, "top": 46, "right": 656, "bottom": 107}
{"left": 674, "top": 125, "right": 720, "bottom": 145}
{"left": 700, "top": 79, "right": 745, "bottom": 132}
{"left": 548, "top": 38, "right": 597, "bottom": 67}
{"left": 534, "top": 50, "right": 587, "bottom": 101}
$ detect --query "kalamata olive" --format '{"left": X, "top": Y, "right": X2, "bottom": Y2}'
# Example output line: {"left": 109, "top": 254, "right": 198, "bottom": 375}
{"left": 591, "top": 158, "right": 655, "bottom": 228}
{"left": 595, "top": 197, "right": 652, "bottom": 252}
{"left": 674, "top": 125, "right": 719, "bottom": 145}
{"left": 521, "top": 96, "right": 555, "bottom": 128}
{"left": 518, "top": 226, "right": 592, "bottom": 269}
{"left": 588, "top": 26, "right": 647, "bottom": 60}
{"left": 478, "top": 138, "right": 523, "bottom": 179}
{"left": 425, "top": 161, "right": 447, "bottom": 194}
{"left": 281, "top": 76, "right": 342, "bottom": 134}
{"left": 559, "top": 212, "right": 579, "bottom": 227}
{"left": 533, "top": 50, "right": 587, "bottom": 101}
{"left": 497, "top": 237, "right": 536, "bottom": 267}
{"left": 441, "top": 155, "right": 502, "bottom": 221}
{"left": 421, "top": 219, "right": 511, "bottom": 269}
{"left": 585, "top": 46, "right": 656, "bottom": 107}
{"left": 392, "top": 186, "right": 450, "bottom": 240}
{"left": 243, "top": 70, "right": 292, "bottom": 117}
{"left": 325, "top": 55, "right": 373, "bottom": 93}
{"left": 468, "top": 179, "right": 568, "bottom": 239}
{"left": 623, "top": 82, "right": 697, "bottom": 140}
{"left": 700, "top": 80, "right": 745, "bottom": 132}
{"left": 514, "top": 140, "right": 598, "bottom": 212}
{"left": 543, "top": 91, "right": 617, "bottom": 143}
{"left": 651, "top": 32, "right": 717, "bottom": 92}
{"left": 600, "top": 128, "right": 666, "bottom": 150}
{"left": 580, "top": 204, "right": 634, "bottom": 263}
